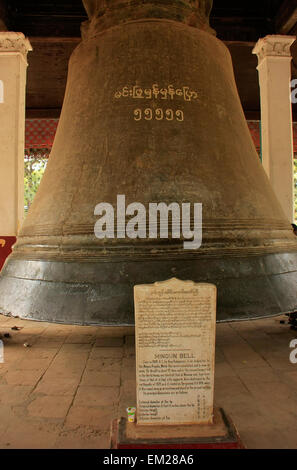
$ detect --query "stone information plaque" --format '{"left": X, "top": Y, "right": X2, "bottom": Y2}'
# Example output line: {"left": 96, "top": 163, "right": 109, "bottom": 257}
{"left": 134, "top": 278, "right": 217, "bottom": 426}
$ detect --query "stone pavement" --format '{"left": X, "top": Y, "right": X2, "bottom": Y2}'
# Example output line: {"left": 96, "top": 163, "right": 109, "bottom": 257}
{"left": 0, "top": 313, "right": 296, "bottom": 449}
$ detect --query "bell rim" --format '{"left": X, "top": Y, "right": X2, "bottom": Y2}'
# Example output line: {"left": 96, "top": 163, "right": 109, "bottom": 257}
{"left": 0, "top": 251, "right": 296, "bottom": 325}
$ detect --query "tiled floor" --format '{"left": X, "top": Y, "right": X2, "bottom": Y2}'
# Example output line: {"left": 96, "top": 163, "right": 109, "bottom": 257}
{"left": 0, "top": 313, "right": 296, "bottom": 449}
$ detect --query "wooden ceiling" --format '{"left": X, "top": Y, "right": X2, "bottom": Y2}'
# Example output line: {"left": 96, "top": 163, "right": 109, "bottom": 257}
{"left": 7, "top": 0, "right": 87, "bottom": 37}
{"left": 7, "top": 0, "right": 285, "bottom": 40}
{"left": 2, "top": 0, "right": 297, "bottom": 118}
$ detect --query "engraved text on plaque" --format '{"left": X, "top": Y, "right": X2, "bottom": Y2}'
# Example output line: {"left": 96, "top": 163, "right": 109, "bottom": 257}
{"left": 134, "top": 278, "right": 217, "bottom": 426}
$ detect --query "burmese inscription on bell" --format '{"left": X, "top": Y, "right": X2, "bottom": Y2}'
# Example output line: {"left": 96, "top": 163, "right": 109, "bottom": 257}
{"left": 134, "top": 278, "right": 217, "bottom": 426}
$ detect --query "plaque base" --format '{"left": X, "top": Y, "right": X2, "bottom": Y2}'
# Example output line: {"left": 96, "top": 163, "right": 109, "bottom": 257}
{"left": 110, "top": 408, "right": 244, "bottom": 449}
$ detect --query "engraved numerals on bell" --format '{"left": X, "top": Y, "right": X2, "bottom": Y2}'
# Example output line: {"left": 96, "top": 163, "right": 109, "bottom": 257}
{"left": 133, "top": 108, "right": 184, "bottom": 122}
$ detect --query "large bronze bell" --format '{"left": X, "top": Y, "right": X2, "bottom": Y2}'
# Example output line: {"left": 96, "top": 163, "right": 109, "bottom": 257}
{"left": 0, "top": 0, "right": 296, "bottom": 325}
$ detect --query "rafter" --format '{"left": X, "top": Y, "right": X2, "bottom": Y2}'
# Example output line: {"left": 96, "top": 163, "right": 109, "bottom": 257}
{"left": 276, "top": 0, "right": 297, "bottom": 34}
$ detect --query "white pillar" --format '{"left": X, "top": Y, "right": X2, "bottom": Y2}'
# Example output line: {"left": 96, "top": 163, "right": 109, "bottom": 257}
{"left": 253, "top": 35, "right": 296, "bottom": 223}
{"left": 0, "top": 32, "right": 32, "bottom": 236}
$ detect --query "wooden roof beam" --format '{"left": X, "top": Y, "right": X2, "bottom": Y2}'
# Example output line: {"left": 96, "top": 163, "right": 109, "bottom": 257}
{"left": 276, "top": 0, "right": 297, "bottom": 34}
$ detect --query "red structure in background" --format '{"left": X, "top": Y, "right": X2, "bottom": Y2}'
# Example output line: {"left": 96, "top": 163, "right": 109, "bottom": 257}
{"left": 23, "top": 118, "right": 297, "bottom": 156}
{"left": 0, "top": 118, "right": 296, "bottom": 272}
{"left": 0, "top": 237, "right": 16, "bottom": 271}
{"left": 248, "top": 121, "right": 261, "bottom": 154}
{"left": 25, "top": 119, "right": 58, "bottom": 150}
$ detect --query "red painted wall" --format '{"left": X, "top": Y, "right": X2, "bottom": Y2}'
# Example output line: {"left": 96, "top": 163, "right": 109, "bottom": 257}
{"left": 0, "top": 237, "right": 16, "bottom": 272}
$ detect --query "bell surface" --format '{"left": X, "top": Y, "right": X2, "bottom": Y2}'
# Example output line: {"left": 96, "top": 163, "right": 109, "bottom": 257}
{"left": 0, "top": 0, "right": 296, "bottom": 325}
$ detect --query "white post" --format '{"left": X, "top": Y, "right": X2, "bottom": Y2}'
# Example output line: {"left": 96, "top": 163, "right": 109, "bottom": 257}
{"left": 0, "top": 32, "right": 32, "bottom": 236}
{"left": 253, "top": 35, "right": 296, "bottom": 223}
